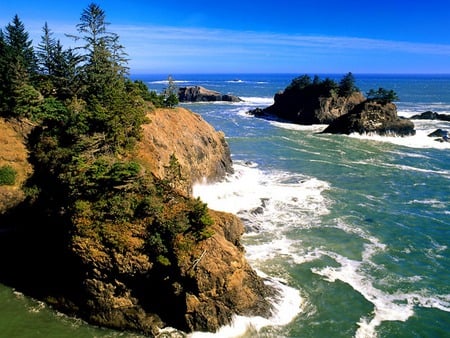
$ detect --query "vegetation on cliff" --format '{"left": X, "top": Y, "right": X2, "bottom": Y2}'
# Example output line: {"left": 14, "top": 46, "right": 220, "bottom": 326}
{"left": 250, "top": 72, "right": 366, "bottom": 124}
{"left": 0, "top": 3, "right": 272, "bottom": 336}
{"left": 248, "top": 73, "right": 412, "bottom": 135}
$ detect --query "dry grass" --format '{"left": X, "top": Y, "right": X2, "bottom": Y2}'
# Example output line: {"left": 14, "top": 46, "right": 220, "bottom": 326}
{"left": 0, "top": 118, "right": 33, "bottom": 213}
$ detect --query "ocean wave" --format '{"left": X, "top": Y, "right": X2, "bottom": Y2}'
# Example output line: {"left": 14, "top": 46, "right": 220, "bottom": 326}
{"left": 349, "top": 127, "right": 450, "bottom": 150}
{"left": 188, "top": 274, "right": 304, "bottom": 338}
{"left": 239, "top": 96, "right": 274, "bottom": 105}
{"left": 192, "top": 161, "right": 331, "bottom": 336}
{"left": 311, "top": 248, "right": 450, "bottom": 338}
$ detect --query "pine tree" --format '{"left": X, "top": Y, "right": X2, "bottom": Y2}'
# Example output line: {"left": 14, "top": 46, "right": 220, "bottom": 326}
{"left": 338, "top": 72, "right": 358, "bottom": 96}
{"left": 4, "top": 15, "right": 37, "bottom": 84}
{"left": 66, "top": 3, "right": 146, "bottom": 153}
{"left": 0, "top": 15, "right": 38, "bottom": 116}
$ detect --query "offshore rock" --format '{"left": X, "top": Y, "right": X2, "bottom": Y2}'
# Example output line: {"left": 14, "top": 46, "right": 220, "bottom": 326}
{"left": 178, "top": 86, "right": 242, "bottom": 102}
{"left": 322, "top": 101, "right": 416, "bottom": 136}
{"left": 410, "top": 110, "right": 450, "bottom": 121}
{"left": 249, "top": 89, "right": 365, "bottom": 124}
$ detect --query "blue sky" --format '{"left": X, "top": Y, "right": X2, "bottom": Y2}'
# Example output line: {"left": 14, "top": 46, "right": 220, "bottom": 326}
{"left": 1, "top": 0, "right": 450, "bottom": 74}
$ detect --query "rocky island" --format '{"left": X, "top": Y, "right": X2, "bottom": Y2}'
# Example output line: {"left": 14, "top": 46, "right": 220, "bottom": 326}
{"left": 178, "top": 85, "right": 242, "bottom": 102}
{"left": 249, "top": 73, "right": 415, "bottom": 136}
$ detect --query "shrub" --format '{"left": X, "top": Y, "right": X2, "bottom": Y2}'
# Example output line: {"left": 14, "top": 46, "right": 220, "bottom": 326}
{"left": 0, "top": 165, "right": 17, "bottom": 185}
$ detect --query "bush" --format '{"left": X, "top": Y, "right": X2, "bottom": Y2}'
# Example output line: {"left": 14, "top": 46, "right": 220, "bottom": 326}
{"left": 0, "top": 165, "right": 17, "bottom": 185}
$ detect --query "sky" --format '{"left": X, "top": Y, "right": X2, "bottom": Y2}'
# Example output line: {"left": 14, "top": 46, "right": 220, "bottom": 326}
{"left": 1, "top": 0, "right": 450, "bottom": 74}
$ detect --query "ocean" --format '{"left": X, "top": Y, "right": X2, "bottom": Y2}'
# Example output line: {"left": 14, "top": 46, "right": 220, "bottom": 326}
{"left": 1, "top": 74, "right": 449, "bottom": 337}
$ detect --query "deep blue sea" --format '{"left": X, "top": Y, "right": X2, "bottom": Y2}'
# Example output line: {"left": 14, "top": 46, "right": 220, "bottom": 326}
{"left": 1, "top": 74, "right": 449, "bottom": 338}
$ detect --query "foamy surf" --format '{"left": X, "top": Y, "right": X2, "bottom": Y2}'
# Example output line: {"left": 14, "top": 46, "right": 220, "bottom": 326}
{"left": 187, "top": 275, "right": 304, "bottom": 338}
{"left": 192, "top": 161, "right": 332, "bottom": 336}
{"left": 310, "top": 219, "right": 450, "bottom": 338}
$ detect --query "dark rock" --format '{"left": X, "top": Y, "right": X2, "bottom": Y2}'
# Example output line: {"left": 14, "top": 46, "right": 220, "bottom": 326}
{"left": 178, "top": 86, "right": 242, "bottom": 102}
{"left": 428, "top": 129, "right": 449, "bottom": 142}
{"left": 428, "top": 128, "right": 448, "bottom": 137}
{"left": 248, "top": 84, "right": 365, "bottom": 124}
{"left": 410, "top": 111, "right": 450, "bottom": 121}
{"left": 322, "top": 101, "right": 416, "bottom": 136}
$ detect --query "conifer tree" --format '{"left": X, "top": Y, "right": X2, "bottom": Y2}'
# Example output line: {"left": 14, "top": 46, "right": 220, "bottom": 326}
{"left": 0, "top": 15, "right": 38, "bottom": 116}
{"left": 66, "top": 3, "right": 146, "bottom": 153}
{"left": 338, "top": 72, "right": 358, "bottom": 96}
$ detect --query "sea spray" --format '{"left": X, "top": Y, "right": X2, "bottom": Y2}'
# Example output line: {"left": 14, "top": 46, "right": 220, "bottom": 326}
{"left": 192, "top": 161, "right": 332, "bottom": 336}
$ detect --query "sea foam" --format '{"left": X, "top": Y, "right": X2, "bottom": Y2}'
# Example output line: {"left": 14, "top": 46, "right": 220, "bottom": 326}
{"left": 192, "top": 161, "right": 331, "bottom": 336}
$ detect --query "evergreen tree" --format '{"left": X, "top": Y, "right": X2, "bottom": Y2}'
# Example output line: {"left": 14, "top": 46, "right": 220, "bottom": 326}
{"left": 66, "top": 3, "right": 146, "bottom": 153}
{"left": 36, "top": 22, "right": 56, "bottom": 75}
{"left": 4, "top": 15, "right": 37, "bottom": 84}
{"left": 338, "top": 72, "right": 358, "bottom": 96}
{"left": 0, "top": 15, "right": 38, "bottom": 117}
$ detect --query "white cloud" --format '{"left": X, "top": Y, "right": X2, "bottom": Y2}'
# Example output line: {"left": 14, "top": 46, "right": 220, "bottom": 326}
{"left": 19, "top": 20, "right": 450, "bottom": 73}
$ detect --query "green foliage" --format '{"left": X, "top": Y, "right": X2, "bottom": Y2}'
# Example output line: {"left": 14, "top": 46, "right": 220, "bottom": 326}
{"left": 1, "top": 4, "right": 215, "bottom": 276}
{"left": 162, "top": 153, "right": 184, "bottom": 191}
{"left": 13, "top": 84, "right": 43, "bottom": 118}
{"left": 338, "top": 72, "right": 359, "bottom": 96}
{"left": 366, "top": 87, "right": 399, "bottom": 103}
{"left": 285, "top": 74, "right": 338, "bottom": 98}
{"left": 0, "top": 165, "right": 17, "bottom": 185}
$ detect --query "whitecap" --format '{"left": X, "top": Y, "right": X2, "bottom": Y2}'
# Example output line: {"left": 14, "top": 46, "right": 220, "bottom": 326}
{"left": 187, "top": 274, "right": 304, "bottom": 338}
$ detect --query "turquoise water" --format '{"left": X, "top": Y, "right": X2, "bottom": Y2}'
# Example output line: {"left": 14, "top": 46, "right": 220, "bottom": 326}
{"left": 1, "top": 74, "right": 449, "bottom": 337}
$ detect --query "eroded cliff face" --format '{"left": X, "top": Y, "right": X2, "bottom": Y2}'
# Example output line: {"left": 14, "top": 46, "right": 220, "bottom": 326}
{"left": 322, "top": 101, "right": 416, "bottom": 136}
{"left": 137, "top": 107, "right": 233, "bottom": 193}
{"left": 0, "top": 108, "right": 273, "bottom": 337}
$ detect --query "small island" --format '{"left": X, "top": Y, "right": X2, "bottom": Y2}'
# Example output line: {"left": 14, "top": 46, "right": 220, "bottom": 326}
{"left": 249, "top": 73, "right": 415, "bottom": 136}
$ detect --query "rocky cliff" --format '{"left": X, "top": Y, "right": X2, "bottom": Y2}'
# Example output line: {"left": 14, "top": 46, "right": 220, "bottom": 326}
{"left": 0, "top": 108, "right": 273, "bottom": 336}
{"left": 322, "top": 101, "right": 416, "bottom": 136}
{"left": 249, "top": 85, "right": 365, "bottom": 124}
{"left": 136, "top": 107, "right": 233, "bottom": 193}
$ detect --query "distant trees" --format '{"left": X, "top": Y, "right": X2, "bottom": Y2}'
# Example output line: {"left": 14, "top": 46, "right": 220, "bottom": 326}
{"left": 162, "top": 75, "right": 179, "bottom": 108}
{"left": 366, "top": 87, "right": 399, "bottom": 103}
{"left": 338, "top": 72, "right": 358, "bottom": 96}
{"left": 284, "top": 72, "right": 359, "bottom": 99}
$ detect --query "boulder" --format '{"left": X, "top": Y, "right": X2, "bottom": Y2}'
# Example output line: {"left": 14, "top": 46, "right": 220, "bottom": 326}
{"left": 428, "top": 128, "right": 449, "bottom": 142}
{"left": 322, "top": 101, "right": 416, "bottom": 136}
{"left": 178, "top": 86, "right": 242, "bottom": 102}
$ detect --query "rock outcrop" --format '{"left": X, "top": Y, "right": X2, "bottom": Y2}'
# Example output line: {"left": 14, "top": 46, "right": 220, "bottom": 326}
{"left": 410, "top": 111, "right": 450, "bottom": 121}
{"left": 137, "top": 107, "right": 233, "bottom": 192}
{"left": 428, "top": 128, "right": 449, "bottom": 142}
{"left": 322, "top": 101, "right": 416, "bottom": 136}
{"left": 248, "top": 80, "right": 365, "bottom": 124}
{"left": 178, "top": 86, "right": 242, "bottom": 103}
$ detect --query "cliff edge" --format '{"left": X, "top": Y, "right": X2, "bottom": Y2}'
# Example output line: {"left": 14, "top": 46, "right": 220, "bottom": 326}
{"left": 0, "top": 108, "right": 273, "bottom": 336}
